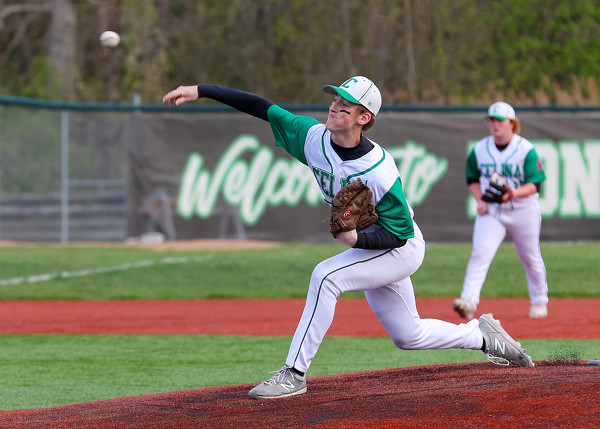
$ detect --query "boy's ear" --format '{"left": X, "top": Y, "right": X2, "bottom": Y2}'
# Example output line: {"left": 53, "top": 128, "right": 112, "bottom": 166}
{"left": 357, "top": 111, "right": 372, "bottom": 126}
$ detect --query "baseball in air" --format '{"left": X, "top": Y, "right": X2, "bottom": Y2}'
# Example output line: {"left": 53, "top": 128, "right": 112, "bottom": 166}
{"left": 99, "top": 31, "right": 120, "bottom": 48}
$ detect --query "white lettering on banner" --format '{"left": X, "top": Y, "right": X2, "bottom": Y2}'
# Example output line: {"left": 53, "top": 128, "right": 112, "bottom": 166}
{"left": 178, "top": 136, "right": 447, "bottom": 225}
{"left": 178, "top": 134, "right": 322, "bottom": 225}
{"left": 468, "top": 140, "right": 600, "bottom": 218}
{"left": 559, "top": 140, "right": 600, "bottom": 217}
{"left": 534, "top": 141, "right": 559, "bottom": 217}
{"left": 387, "top": 141, "right": 448, "bottom": 204}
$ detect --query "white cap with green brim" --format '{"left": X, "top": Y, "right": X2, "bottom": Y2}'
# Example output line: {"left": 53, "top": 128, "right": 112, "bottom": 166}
{"left": 322, "top": 76, "right": 382, "bottom": 116}
{"left": 487, "top": 101, "right": 516, "bottom": 120}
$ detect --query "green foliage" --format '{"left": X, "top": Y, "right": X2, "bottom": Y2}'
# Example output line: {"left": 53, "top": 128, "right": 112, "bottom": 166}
{"left": 479, "top": 0, "right": 600, "bottom": 102}
{"left": 120, "top": 0, "right": 169, "bottom": 101}
{"left": 2, "top": 1, "right": 600, "bottom": 104}
{"left": 20, "top": 58, "right": 60, "bottom": 100}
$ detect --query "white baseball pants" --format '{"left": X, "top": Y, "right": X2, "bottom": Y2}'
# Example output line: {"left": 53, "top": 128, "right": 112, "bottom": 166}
{"left": 460, "top": 203, "right": 549, "bottom": 307}
{"left": 286, "top": 225, "right": 483, "bottom": 373}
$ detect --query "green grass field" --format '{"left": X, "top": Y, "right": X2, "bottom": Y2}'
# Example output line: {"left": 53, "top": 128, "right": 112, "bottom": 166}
{"left": 0, "top": 241, "right": 598, "bottom": 410}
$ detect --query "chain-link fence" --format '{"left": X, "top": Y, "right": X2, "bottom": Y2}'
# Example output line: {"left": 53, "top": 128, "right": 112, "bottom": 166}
{"left": 0, "top": 99, "right": 129, "bottom": 242}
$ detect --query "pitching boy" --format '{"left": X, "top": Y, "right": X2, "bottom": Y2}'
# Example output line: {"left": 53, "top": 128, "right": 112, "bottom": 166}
{"left": 163, "top": 79, "right": 535, "bottom": 399}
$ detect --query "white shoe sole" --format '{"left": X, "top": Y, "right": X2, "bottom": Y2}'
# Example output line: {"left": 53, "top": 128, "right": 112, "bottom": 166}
{"left": 453, "top": 299, "right": 475, "bottom": 319}
{"left": 249, "top": 386, "right": 307, "bottom": 399}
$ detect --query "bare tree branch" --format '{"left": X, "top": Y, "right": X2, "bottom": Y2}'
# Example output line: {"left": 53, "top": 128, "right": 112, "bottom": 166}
{"left": 0, "top": 9, "right": 39, "bottom": 68}
{"left": 0, "top": 2, "right": 53, "bottom": 30}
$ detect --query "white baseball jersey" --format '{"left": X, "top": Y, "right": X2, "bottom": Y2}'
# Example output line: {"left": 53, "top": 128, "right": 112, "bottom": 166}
{"left": 269, "top": 105, "right": 414, "bottom": 240}
{"left": 267, "top": 105, "right": 483, "bottom": 372}
{"left": 466, "top": 134, "right": 546, "bottom": 209}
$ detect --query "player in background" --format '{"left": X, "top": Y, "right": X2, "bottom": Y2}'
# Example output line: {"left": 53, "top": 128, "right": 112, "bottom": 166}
{"left": 453, "top": 102, "right": 549, "bottom": 320}
{"left": 163, "top": 79, "right": 534, "bottom": 399}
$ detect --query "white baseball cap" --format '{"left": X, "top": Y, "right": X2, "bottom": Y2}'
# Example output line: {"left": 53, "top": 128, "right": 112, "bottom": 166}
{"left": 322, "top": 76, "right": 382, "bottom": 116}
{"left": 487, "top": 101, "right": 516, "bottom": 120}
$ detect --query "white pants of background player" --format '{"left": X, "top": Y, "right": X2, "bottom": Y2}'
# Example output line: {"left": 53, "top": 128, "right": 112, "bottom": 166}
{"left": 460, "top": 202, "right": 548, "bottom": 310}
{"left": 286, "top": 223, "right": 484, "bottom": 373}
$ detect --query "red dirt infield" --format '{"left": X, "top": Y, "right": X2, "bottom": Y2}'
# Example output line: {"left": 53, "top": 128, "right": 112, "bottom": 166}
{"left": 1, "top": 297, "right": 599, "bottom": 428}
{"left": 1, "top": 297, "right": 598, "bottom": 338}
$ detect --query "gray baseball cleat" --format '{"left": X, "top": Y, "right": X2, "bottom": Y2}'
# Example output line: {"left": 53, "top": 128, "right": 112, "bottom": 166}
{"left": 479, "top": 313, "right": 535, "bottom": 367}
{"left": 248, "top": 365, "right": 307, "bottom": 399}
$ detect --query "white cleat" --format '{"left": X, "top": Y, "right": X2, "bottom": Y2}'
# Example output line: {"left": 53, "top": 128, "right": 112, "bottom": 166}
{"left": 529, "top": 304, "right": 548, "bottom": 319}
{"left": 453, "top": 298, "right": 476, "bottom": 319}
{"left": 248, "top": 365, "right": 307, "bottom": 399}
{"left": 479, "top": 313, "right": 535, "bottom": 367}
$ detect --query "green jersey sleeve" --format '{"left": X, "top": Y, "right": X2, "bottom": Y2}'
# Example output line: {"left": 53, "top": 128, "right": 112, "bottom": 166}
{"left": 523, "top": 148, "right": 546, "bottom": 184}
{"left": 465, "top": 149, "right": 480, "bottom": 181}
{"left": 376, "top": 178, "right": 415, "bottom": 239}
{"left": 267, "top": 105, "right": 321, "bottom": 166}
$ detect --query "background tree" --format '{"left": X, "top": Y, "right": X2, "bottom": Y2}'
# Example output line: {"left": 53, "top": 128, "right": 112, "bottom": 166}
{"left": 1, "top": 0, "right": 599, "bottom": 105}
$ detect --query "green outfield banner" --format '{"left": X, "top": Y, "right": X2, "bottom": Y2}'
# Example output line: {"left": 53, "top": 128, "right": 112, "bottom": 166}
{"left": 127, "top": 109, "right": 600, "bottom": 243}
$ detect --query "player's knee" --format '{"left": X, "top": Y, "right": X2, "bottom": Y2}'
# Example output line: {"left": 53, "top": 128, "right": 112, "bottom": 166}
{"left": 393, "top": 338, "right": 419, "bottom": 350}
{"left": 309, "top": 265, "right": 325, "bottom": 288}
{"left": 391, "top": 330, "right": 425, "bottom": 350}
{"left": 309, "top": 265, "right": 342, "bottom": 297}
{"left": 469, "top": 246, "right": 496, "bottom": 264}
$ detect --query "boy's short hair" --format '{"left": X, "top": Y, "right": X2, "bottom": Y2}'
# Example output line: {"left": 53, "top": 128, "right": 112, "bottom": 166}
{"left": 357, "top": 105, "right": 376, "bottom": 132}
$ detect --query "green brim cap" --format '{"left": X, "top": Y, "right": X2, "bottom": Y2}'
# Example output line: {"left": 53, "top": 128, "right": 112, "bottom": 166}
{"left": 487, "top": 102, "right": 516, "bottom": 120}
{"left": 322, "top": 85, "right": 361, "bottom": 105}
{"left": 322, "top": 76, "right": 382, "bottom": 116}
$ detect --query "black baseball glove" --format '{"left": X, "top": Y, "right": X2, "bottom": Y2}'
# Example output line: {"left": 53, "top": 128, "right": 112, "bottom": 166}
{"left": 481, "top": 171, "right": 512, "bottom": 203}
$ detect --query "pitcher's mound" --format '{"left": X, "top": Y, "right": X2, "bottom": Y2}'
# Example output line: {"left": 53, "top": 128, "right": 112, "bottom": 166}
{"left": 2, "top": 362, "right": 598, "bottom": 428}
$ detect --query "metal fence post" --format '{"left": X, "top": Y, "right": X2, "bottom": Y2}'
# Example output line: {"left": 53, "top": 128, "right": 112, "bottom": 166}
{"left": 61, "top": 110, "right": 69, "bottom": 243}
{"left": 0, "top": 105, "right": 2, "bottom": 239}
